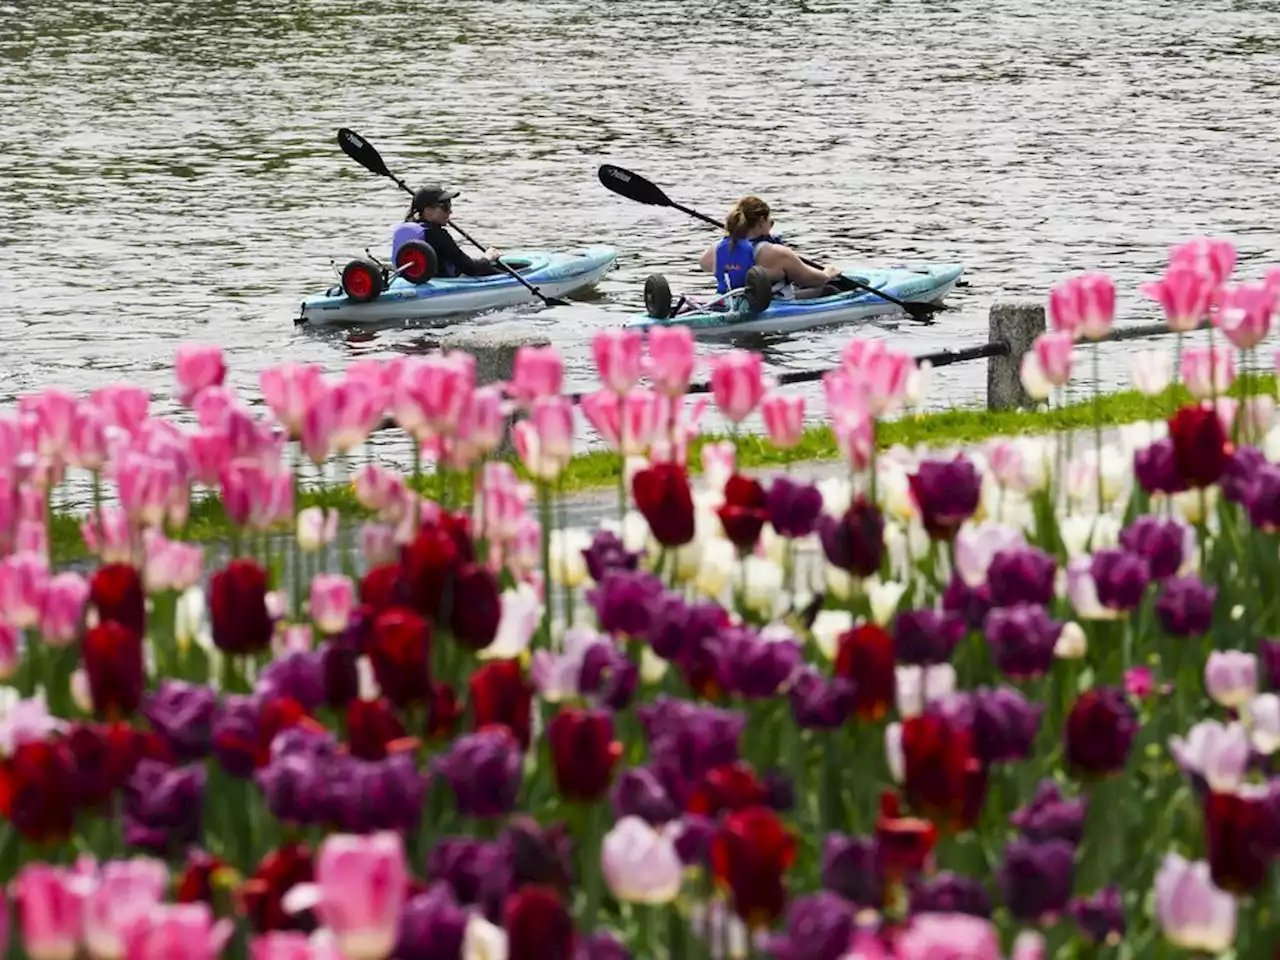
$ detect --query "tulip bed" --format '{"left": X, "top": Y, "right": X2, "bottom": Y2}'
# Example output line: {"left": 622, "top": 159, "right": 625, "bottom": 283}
{"left": 2, "top": 236, "right": 1280, "bottom": 959}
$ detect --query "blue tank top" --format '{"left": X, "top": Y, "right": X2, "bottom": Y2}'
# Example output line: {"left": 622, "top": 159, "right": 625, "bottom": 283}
{"left": 713, "top": 238, "right": 758, "bottom": 294}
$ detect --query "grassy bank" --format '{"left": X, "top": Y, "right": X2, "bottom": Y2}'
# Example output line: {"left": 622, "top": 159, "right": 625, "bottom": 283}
{"left": 47, "top": 378, "right": 1269, "bottom": 563}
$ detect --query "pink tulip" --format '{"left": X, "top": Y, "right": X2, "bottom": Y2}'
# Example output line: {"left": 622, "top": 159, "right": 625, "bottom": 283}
{"left": 347, "top": 358, "right": 403, "bottom": 415}
{"left": 1181, "top": 346, "right": 1235, "bottom": 400}
{"left": 91, "top": 384, "right": 151, "bottom": 435}
{"left": 251, "top": 932, "right": 345, "bottom": 960}
{"left": 1140, "top": 264, "right": 1215, "bottom": 333}
{"left": 1170, "top": 236, "right": 1237, "bottom": 286}
{"left": 862, "top": 349, "right": 916, "bottom": 416}
{"left": 359, "top": 523, "right": 398, "bottom": 566}
{"left": 508, "top": 515, "right": 542, "bottom": 577}
{"left": 1048, "top": 280, "right": 1084, "bottom": 338}
{"left": 1215, "top": 281, "right": 1273, "bottom": 350}
{"left": 834, "top": 410, "right": 874, "bottom": 472}
{"left": 480, "top": 463, "right": 528, "bottom": 542}
{"left": 39, "top": 572, "right": 89, "bottom": 647}
{"left": 581, "top": 388, "right": 661, "bottom": 455}
{"left": 840, "top": 337, "right": 886, "bottom": 373}
{"left": 17, "top": 519, "right": 48, "bottom": 558}
{"left": 67, "top": 401, "right": 111, "bottom": 471}
{"left": 12, "top": 864, "right": 84, "bottom": 960}
{"left": 701, "top": 440, "right": 737, "bottom": 493}
{"left": 1032, "top": 332, "right": 1074, "bottom": 387}
{"left": 895, "top": 913, "right": 1003, "bottom": 960}
{"left": 288, "top": 832, "right": 408, "bottom": 960}
{"left": 593, "top": 328, "right": 645, "bottom": 393}
{"left": 309, "top": 378, "right": 383, "bottom": 459}
{"left": 352, "top": 465, "right": 408, "bottom": 515}
{"left": 81, "top": 507, "right": 133, "bottom": 564}
{"left": 191, "top": 387, "right": 237, "bottom": 431}
{"left": 646, "top": 326, "right": 696, "bottom": 397}
{"left": 174, "top": 345, "right": 227, "bottom": 406}
{"left": 392, "top": 354, "right": 475, "bottom": 439}
{"left": 0, "top": 551, "right": 51, "bottom": 630}
{"left": 20, "top": 389, "right": 77, "bottom": 460}
{"left": 515, "top": 396, "right": 575, "bottom": 481}
{"left": 186, "top": 430, "right": 231, "bottom": 487}
{"left": 121, "top": 903, "right": 232, "bottom": 960}
{"left": 710, "top": 349, "right": 765, "bottom": 424}
{"left": 0, "top": 622, "right": 18, "bottom": 680}
{"left": 144, "top": 536, "right": 204, "bottom": 592}
{"left": 115, "top": 451, "right": 179, "bottom": 528}
{"left": 821, "top": 369, "right": 870, "bottom": 422}
{"left": 310, "top": 574, "right": 356, "bottom": 634}
{"left": 511, "top": 345, "right": 564, "bottom": 407}
{"left": 761, "top": 393, "right": 805, "bottom": 449}
{"left": 455, "top": 385, "right": 506, "bottom": 456}
{"left": 219, "top": 460, "right": 291, "bottom": 530}
{"left": 297, "top": 507, "right": 339, "bottom": 553}
{"left": 1075, "top": 272, "right": 1117, "bottom": 340}
{"left": 83, "top": 858, "right": 169, "bottom": 960}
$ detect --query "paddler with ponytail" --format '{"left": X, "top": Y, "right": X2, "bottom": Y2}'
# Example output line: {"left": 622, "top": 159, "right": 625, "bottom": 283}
{"left": 698, "top": 196, "right": 843, "bottom": 299}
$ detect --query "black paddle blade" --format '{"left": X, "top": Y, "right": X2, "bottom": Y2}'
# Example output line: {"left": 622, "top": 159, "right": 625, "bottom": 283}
{"left": 597, "top": 164, "right": 672, "bottom": 208}
{"left": 338, "top": 128, "right": 391, "bottom": 179}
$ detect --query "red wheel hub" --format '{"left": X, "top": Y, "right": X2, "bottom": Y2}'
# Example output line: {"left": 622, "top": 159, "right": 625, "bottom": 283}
{"left": 399, "top": 248, "right": 428, "bottom": 279}
{"left": 344, "top": 265, "right": 374, "bottom": 299}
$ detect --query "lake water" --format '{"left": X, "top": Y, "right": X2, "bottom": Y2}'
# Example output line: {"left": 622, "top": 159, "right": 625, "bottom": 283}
{"left": 3, "top": 0, "right": 1280, "bottom": 484}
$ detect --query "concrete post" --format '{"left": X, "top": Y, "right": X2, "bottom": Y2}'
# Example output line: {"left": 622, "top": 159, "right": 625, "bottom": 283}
{"left": 987, "top": 301, "right": 1047, "bottom": 411}
{"left": 436, "top": 330, "right": 552, "bottom": 454}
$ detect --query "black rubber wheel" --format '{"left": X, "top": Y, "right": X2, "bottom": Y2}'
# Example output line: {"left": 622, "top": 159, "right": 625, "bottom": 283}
{"left": 644, "top": 273, "right": 674, "bottom": 319}
{"left": 340, "top": 259, "right": 384, "bottom": 303}
{"left": 744, "top": 266, "right": 773, "bottom": 314}
{"left": 395, "top": 240, "right": 438, "bottom": 285}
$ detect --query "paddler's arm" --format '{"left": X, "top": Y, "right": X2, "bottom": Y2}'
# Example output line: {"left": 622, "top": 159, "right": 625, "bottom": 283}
{"left": 756, "top": 243, "right": 841, "bottom": 288}
{"left": 698, "top": 243, "right": 717, "bottom": 273}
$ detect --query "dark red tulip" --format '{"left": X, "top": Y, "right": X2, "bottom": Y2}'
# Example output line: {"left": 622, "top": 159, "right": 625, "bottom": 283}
{"left": 359, "top": 564, "right": 406, "bottom": 611}
{"left": 502, "top": 885, "right": 576, "bottom": 960}
{"left": 367, "top": 607, "right": 432, "bottom": 708}
{"left": 902, "top": 714, "right": 987, "bottom": 832}
{"left": 346, "top": 697, "right": 410, "bottom": 761}
{"left": 632, "top": 462, "right": 696, "bottom": 548}
{"left": 89, "top": 562, "right": 146, "bottom": 635}
{"left": 687, "top": 761, "right": 768, "bottom": 817}
{"left": 1169, "top": 403, "right": 1230, "bottom": 488}
{"left": 82, "top": 621, "right": 145, "bottom": 719}
{"left": 238, "top": 843, "right": 316, "bottom": 933}
{"left": 451, "top": 563, "right": 502, "bottom": 651}
{"left": 717, "top": 474, "right": 769, "bottom": 551}
{"left": 66, "top": 721, "right": 171, "bottom": 809}
{"left": 908, "top": 458, "right": 982, "bottom": 542}
{"left": 469, "top": 659, "right": 533, "bottom": 750}
{"left": 547, "top": 708, "right": 621, "bottom": 804}
{"left": 819, "top": 496, "right": 885, "bottom": 577}
{"left": 875, "top": 791, "right": 938, "bottom": 881}
{"left": 176, "top": 849, "right": 230, "bottom": 906}
{"left": 318, "top": 642, "right": 359, "bottom": 708}
{"left": 1205, "top": 790, "right": 1275, "bottom": 894}
{"left": 834, "top": 624, "right": 896, "bottom": 721}
{"left": 1064, "top": 688, "right": 1138, "bottom": 779}
{"left": 259, "top": 696, "right": 325, "bottom": 753}
{"left": 426, "top": 682, "right": 462, "bottom": 742}
{"left": 0, "top": 738, "right": 78, "bottom": 844}
{"left": 710, "top": 806, "right": 797, "bottom": 929}
{"left": 209, "top": 559, "right": 273, "bottom": 655}
{"left": 401, "top": 512, "right": 472, "bottom": 617}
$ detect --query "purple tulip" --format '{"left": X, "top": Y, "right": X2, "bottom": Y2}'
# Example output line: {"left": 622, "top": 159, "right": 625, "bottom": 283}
{"left": 1011, "top": 781, "right": 1088, "bottom": 846}
{"left": 211, "top": 693, "right": 262, "bottom": 778}
{"left": 763, "top": 892, "right": 854, "bottom": 960}
{"left": 324, "top": 751, "right": 428, "bottom": 834}
{"left": 395, "top": 883, "right": 468, "bottom": 960}
{"left": 909, "top": 872, "right": 993, "bottom": 918}
{"left": 582, "top": 530, "right": 641, "bottom": 583}
{"left": 122, "top": 759, "right": 205, "bottom": 854}
{"left": 579, "top": 643, "right": 638, "bottom": 710}
{"left": 821, "top": 833, "right": 883, "bottom": 909}
{"left": 987, "top": 547, "right": 1057, "bottom": 607}
{"left": 1155, "top": 576, "right": 1218, "bottom": 637}
{"left": 894, "top": 609, "right": 966, "bottom": 666}
{"left": 1134, "top": 439, "right": 1188, "bottom": 495}
{"left": 1246, "top": 463, "right": 1280, "bottom": 531}
{"left": 789, "top": 667, "right": 855, "bottom": 730}
{"left": 763, "top": 769, "right": 796, "bottom": 813}
{"left": 427, "top": 838, "right": 510, "bottom": 906}
{"left": 908, "top": 458, "right": 982, "bottom": 541}
{"left": 256, "top": 729, "right": 336, "bottom": 826}
{"left": 1090, "top": 549, "right": 1151, "bottom": 612}
{"left": 256, "top": 650, "right": 325, "bottom": 712}
{"left": 942, "top": 575, "right": 991, "bottom": 631}
{"left": 766, "top": 476, "right": 824, "bottom": 539}
{"left": 998, "top": 839, "right": 1076, "bottom": 923}
{"left": 504, "top": 817, "right": 575, "bottom": 893}
{"left": 984, "top": 604, "right": 1061, "bottom": 680}
{"left": 141, "top": 680, "right": 217, "bottom": 762}
{"left": 1120, "top": 517, "right": 1186, "bottom": 580}
{"left": 639, "top": 698, "right": 745, "bottom": 806}
{"left": 645, "top": 595, "right": 726, "bottom": 662}
{"left": 1221, "top": 445, "right": 1265, "bottom": 504}
{"left": 576, "top": 932, "right": 632, "bottom": 960}
{"left": 713, "top": 627, "right": 803, "bottom": 698}
{"left": 612, "top": 766, "right": 677, "bottom": 825}
{"left": 1070, "top": 886, "right": 1126, "bottom": 945}
{"left": 818, "top": 496, "right": 885, "bottom": 576}
{"left": 1262, "top": 640, "right": 1280, "bottom": 690}
{"left": 969, "top": 686, "right": 1043, "bottom": 765}
{"left": 673, "top": 814, "right": 716, "bottom": 865}
{"left": 587, "top": 570, "right": 665, "bottom": 636}
{"left": 434, "top": 729, "right": 523, "bottom": 819}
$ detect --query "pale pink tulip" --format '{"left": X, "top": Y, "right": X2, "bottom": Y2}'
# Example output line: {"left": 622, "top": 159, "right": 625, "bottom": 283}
{"left": 20, "top": 389, "right": 77, "bottom": 459}
{"left": 581, "top": 388, "right": 661, "bottom": 455}
{"left": 862, "top": 349, "right": 916, "bottom": 416}
{"left": 310, "top": 574, "right": 356, "bottom": 634}
{"left": 91, "top": 384, "right": 151, "bottom": 434}
{"left": 709, "top": 349, "right": 765, "bottom": 424}
{"left": 352, "top": 465, "right": 408, "bottom": 514}
{"left": 67, "top": 401, "right": 111, "bottom": 471}
{"left": 12, "top": 864, "right": 84, "bottom": 960}
{"left": 834, "top": 410, "right": 874, "bottom": 472}
{"left": 987, "top": 441, "right": 1025, "bottom": 492}
{"left": 701, "top": 440, "right": 737, "bottom": 493}
{"left": 1075, "top": 272, "right": 1117, "bottom": 340}
{"left": 17, "top": 520, "right": 48, "bottom": 558}
{"left": 646, "top": 325, "right": 696, "bottom": 397}
{"left": 455, "top": 385, "right": 506, "bottom": 456}
{"left": 1129, "top": 349, "right": 1172, "bottom": 396}
{"left": 1215, "top": 281, "right": 1273, "bottom": 350}
{"left": 304, "top": 378, "right": 383, "bottom": 460}
{"left": 761, "top": 393, "right": 804, "bottom": 449}
{"left": 1154, "top": 853, "right": 1236, "bottom": 953}
{"left": 359, "top": 523, "right": 397, "bottom": 566}
{"left": 288, "top": 833, "right": 408, "bottom": 960}
{"left": 1140, "top": 264, "right": 1216, "bottom": 333}
{"left": 250, "top": 932, "right": 345, "bottom": 960}
{"left": 220, "top": 461, "right": 293, "bottom": 530}
{"left": 0, "top": 622, "right": 18, "bottom": 679}
{"left": 0, "top": 551, "right": 51, "bottom": 629}
{"left": 297, "top": 507, "right": 339, "bottom": 553}
{"left": 1033, "top": 331, "right": 1074, "bottom": 387}
{"left": 480, "top": 463, "right": 528, "bottom": 542}
{"left": 1170, "top": 236, "right": 1237, "bottom": 287}
{"left": 593, "top": 328, "right": 644, "bottom": 393}
{"left": 840, "top": 337, "right": 886, "bottom": 373}
{"left": 347, "top": 358, "right": 403, "bottom": 415}
{"left": 83, "top": 858, "right": 169, "bottom": 960}
{"left": 116, "top": 451, "right": 179, "bottom": 528}
{"left": 39, "top": 572, "right": 89, "bottom": 647}
{"left": 144, "top": 536, "right": 204, "bottom": 592}
{"left": 261, "top": 363, "right": 325, "bottom": 437}
{"left": 821, "top": 369, "right": 869, "bottom": 420}
{"left": 895, "top": 913, "right": 1003, "bottom": 960}
{"left": 121, "top": 903, "right": 233, "bottom": 960}
{"left": 511, "top": 345, "right": 564, "bottom": 407}
{"left": 508, "top": 515, "right": 542, "bottom": 577}
{"left": 515, "top": 396, "right": 575, "bottom": 480}
{"left": 81, "top": 507, "right": 133, "bottom": 564}
{"left": 174, "top": 344, "right": 227, "bottom": 406}
{"left": 1181, "top": 346, "right": 1235, "bottom": 399}
{"left": 1240, "top": 395, "right": 1276, "bottom": 442}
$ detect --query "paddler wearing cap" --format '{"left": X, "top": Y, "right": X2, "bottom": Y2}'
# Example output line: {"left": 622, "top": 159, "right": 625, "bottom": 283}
{"left": 390, "top": 184, "right": 503, "bottom": 278}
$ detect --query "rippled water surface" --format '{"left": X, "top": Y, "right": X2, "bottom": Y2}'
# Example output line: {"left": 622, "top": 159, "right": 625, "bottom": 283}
{"left": 3, "top": 0, "right": 1280, "bottom": 442}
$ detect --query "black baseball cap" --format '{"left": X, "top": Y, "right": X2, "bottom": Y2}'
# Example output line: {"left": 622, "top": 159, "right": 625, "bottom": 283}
{"left": 411, "top": 184, "right": 461, "bottom": 212}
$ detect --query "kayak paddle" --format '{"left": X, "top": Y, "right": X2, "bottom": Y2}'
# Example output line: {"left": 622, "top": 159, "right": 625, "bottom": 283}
{"left": 338, "top": 128, "right": 572, "bottom": 308}
{"left": 597, "top": 163, "right": 940, "bottom": 321}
